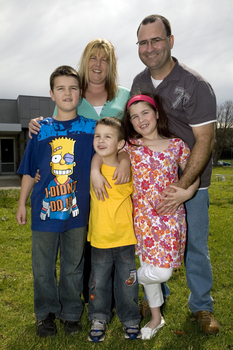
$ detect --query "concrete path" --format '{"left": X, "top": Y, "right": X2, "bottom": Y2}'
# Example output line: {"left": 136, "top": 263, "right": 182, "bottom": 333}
{"left": 0, "top": 175, "right": 21, "bottom": 189}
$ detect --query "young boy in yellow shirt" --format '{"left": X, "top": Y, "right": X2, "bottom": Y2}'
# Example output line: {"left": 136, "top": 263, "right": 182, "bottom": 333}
{"left": 87, "top": 117, "right": 141, "bottom": 342}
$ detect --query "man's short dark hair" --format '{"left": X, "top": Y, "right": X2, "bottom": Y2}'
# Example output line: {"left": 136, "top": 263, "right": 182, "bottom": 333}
{"left": 137, "top": 15, "right": 172, "bottom": 37}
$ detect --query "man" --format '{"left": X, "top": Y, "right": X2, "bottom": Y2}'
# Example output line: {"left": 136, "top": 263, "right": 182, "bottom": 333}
{"left": 131, "top": 14, "right": 219, "bottom": 335}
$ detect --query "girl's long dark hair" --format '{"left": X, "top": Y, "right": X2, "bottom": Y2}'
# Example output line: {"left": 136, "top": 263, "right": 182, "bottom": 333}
{"left": 121, "top": 93, "right": 173, "bottom": 142}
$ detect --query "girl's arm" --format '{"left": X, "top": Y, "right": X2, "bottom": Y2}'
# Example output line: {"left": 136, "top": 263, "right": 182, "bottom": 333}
{"left": 28, "top": 117, "right": 43, "bottom": 138}
{"left": 157, "top": 161, "right": 200, "bottom": 216}
{"left": 16, "top": 175, "right": 35, "bottom": 225}
{"left": 112, "top": 150, "right": 131, "bottom": 184}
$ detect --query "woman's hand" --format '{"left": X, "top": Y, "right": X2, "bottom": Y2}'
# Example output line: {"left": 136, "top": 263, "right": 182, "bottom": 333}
{"left": 29, "top": 117, "right": 43, "bottom": 138}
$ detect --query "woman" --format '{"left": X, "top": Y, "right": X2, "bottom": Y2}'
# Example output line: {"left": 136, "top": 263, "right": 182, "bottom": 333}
{"left": 30, "top": 38, "right": 130, "bottom": 186}
{"left": 30, "top": 38, "right": 129, "bottom": 126}
{"left": 29, "top": 38, "right": 131, "bottom": 303}
{"left": 77, "top": 38, "right": 130, "bottom": 120}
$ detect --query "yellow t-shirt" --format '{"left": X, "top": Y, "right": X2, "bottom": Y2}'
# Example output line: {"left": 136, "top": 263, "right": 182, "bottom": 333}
{"left": 87, "top": 164, "right": 137, "bottom": 249}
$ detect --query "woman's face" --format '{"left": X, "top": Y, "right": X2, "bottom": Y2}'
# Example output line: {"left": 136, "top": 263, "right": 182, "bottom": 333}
{"left": 88, "top": 50, "right": 108, "bottom": 85}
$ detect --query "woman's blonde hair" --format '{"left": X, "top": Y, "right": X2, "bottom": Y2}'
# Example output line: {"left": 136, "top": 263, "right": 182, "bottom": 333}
{"left": 78, "top": 38, "right": 118, "bottom": 101}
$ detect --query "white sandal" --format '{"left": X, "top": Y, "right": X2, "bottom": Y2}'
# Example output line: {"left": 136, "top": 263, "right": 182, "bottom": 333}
{"left": 141, "top": 317, "right": 165, "bottom": 340}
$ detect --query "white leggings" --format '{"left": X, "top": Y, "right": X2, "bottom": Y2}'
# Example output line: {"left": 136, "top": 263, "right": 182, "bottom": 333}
{"left": 137, "top": 256, "right": 173, "bottom": 308}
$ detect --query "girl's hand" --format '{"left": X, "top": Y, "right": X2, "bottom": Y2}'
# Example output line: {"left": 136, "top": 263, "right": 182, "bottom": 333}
{"left": 112, "top": 163, "right": 131, "bottom": 184}
{"left": 113, "top": 150, "right": 131, "bottom": 184}
{"left": 29, "top": 117, "right": 43, "bottom": 138}
{"left": 91, "top": 171, "right": 111, "bottom": 201}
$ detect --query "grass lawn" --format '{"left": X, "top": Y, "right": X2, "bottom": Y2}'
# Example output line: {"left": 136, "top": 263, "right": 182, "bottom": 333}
{"left": 0, "top": 166, "right": 233, "bottom": 349}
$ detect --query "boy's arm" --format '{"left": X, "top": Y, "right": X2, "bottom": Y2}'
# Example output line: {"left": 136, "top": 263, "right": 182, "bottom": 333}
{"left": 91, "top": 150, "right": 131, "bottom": 200}
{"left": 112, "top": 150, "right": 131, "bottom": 184}
{"left": 91, "top": 153, "right": 111, "bottom": 201}
{"left": 16, "top": 175, "right": 35, "bottom": 225}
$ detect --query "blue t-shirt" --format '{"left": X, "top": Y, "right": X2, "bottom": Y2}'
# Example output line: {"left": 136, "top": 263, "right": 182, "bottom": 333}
{"left": 18, "top": 115, "right": 96, "bottom": 232}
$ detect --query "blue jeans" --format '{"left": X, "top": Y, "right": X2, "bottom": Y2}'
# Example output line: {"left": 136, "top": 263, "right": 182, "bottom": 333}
{"left": 88, "top": 245, "right": 141, "bottom": 327}
{"left": 184, "top": 189, "right": 213, "bottom": 313}
{"left": 32, "top": 227, "right": 86, "bottom": 321}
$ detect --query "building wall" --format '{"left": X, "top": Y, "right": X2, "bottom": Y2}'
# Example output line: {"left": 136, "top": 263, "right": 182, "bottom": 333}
{"left": 17, "top": 95, "right": 55, "bottom": 128}
{"left": 0, "top": 95, "right": 55, "bottom": 174}
{"left": 0, "top": 99, "right": 18, "bottom": 123}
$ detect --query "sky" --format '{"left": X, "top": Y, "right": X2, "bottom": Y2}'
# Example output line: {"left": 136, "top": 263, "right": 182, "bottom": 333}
{"left": 1, "top": 0, "right": 233, "bottom": 105}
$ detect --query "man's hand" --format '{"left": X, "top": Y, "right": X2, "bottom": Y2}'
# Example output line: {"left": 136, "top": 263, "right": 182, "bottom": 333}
{"left": 156, "top": 176, "right": 200, "bottom": 215}
{"left": 156, "top": 185, "right": 179, "bottom": 216}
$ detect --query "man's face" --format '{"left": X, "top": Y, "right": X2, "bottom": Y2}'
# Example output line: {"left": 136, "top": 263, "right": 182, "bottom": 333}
{"left": 137, "top": 19, "right": 174, "bottom": 76}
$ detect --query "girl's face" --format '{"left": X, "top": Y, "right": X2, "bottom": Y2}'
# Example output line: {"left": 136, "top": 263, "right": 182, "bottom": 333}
{"left": 129, "top": 102, "right": 159, "bottom": 139}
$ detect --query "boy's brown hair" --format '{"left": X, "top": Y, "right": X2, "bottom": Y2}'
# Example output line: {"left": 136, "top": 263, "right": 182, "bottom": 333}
{"left": 50, "top": 65, "right": 81, "bottom": 91}
{"left": 95, "top": 117, "right": 125, "bottom": 142}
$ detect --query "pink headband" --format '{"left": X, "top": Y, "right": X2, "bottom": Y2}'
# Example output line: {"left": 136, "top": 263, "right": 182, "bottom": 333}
{"left": 127, "top": 95, "right": 157, "bottom": 110}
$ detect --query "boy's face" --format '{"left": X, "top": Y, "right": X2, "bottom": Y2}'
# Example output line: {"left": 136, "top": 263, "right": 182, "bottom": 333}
{"left": 93, "top": 124, "right": 124, "bottom": 158}
{"left": 50, "top": 76, "right": 81, "bottom": 113}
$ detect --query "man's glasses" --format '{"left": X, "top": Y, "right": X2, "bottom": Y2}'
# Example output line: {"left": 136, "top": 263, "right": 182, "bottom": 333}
{"left": 136, "top": 36, "right": 170, "bottom": 47}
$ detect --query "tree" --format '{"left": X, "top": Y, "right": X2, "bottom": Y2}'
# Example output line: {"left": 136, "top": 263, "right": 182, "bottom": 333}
{"left": 213, "top": 100, "right": 233, "bottom": 166}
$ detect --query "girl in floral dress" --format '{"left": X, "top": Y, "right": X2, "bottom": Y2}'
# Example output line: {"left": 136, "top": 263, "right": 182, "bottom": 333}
{"left": 122, "top": 93, "right": 199, "bottom": 340}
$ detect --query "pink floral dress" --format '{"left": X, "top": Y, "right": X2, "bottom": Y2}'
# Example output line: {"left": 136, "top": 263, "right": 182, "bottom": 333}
{"left": 124, "top": 138, "right": 190, "bottom": 268}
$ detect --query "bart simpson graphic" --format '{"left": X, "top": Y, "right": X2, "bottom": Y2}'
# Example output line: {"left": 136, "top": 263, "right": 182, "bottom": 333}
{"left": 40, "top": 137, "right": 79, "bottom": 220}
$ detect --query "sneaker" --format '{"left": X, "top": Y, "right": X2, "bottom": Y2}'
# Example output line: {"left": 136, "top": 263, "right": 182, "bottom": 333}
{"left": 37, "top": 313, "right": 57, "bottom": 338}
{"left": 124, "top": 325, "right": 141, "bottom": 340}
{"left": 64, "top": 320, "right": 82, "bottom": 335}
{"left": 88, "top": 319, "right": 107, "bottom": 342}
